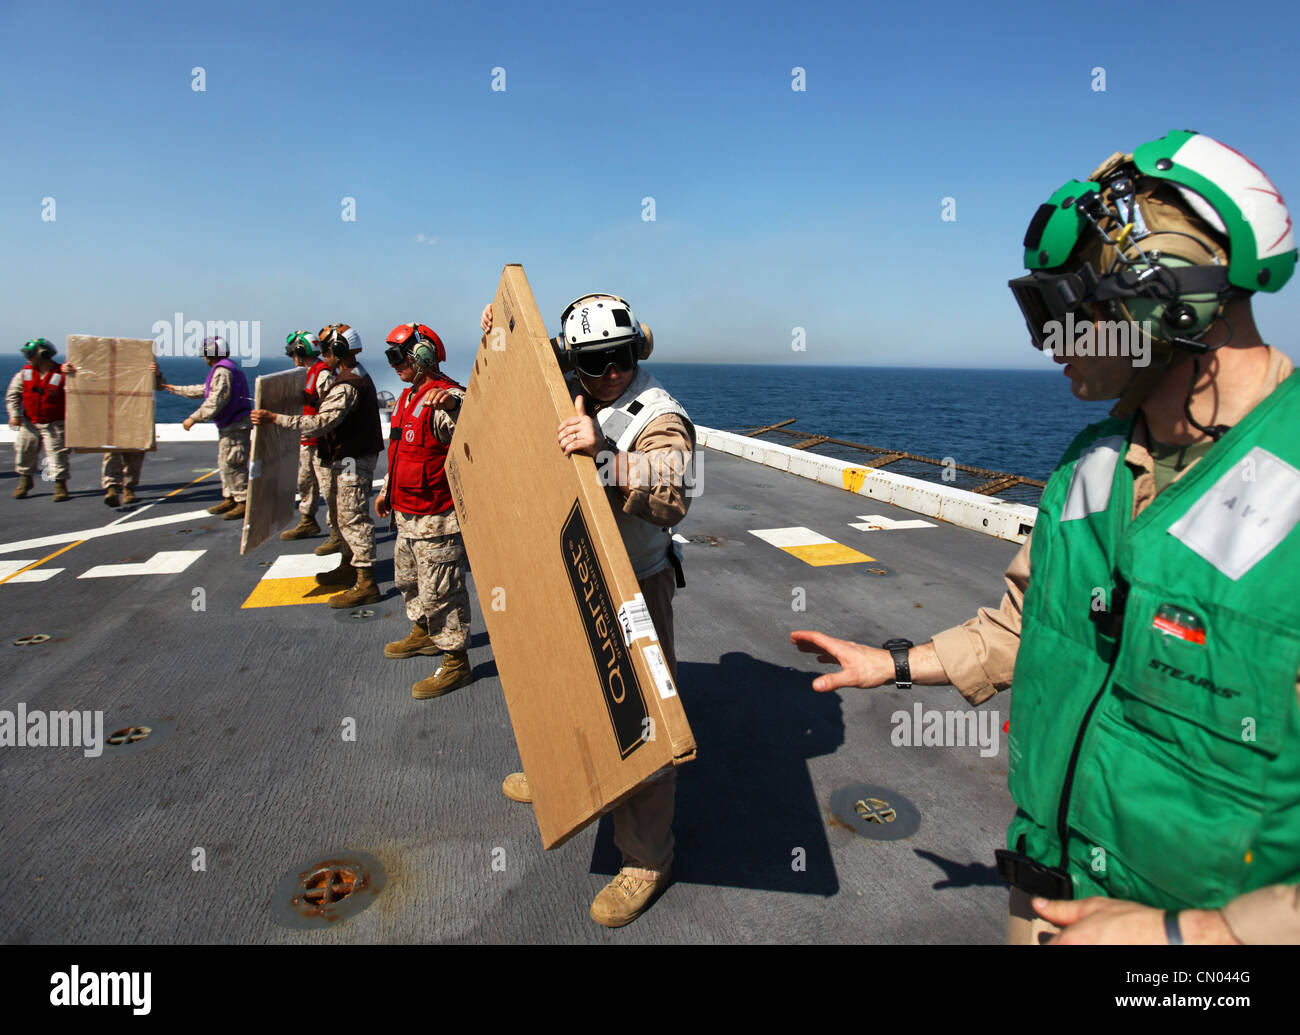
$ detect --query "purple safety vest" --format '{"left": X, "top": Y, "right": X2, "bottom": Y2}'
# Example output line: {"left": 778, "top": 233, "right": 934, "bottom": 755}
{"left": 204, "top": 358, "right": 252, "bottom": 429}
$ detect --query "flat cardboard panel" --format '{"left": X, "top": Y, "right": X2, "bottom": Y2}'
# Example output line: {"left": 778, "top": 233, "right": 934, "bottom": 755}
{"left": 446, "top": 264, "right": 695, "bottom": 849}
{"left": 240, "top": 368, "right": 306, "bottom": 555}
{"left": 64, "top": 336, "right": 157, "bottom": 451}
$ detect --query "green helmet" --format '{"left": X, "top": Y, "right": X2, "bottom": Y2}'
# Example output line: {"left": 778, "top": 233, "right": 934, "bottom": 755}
{"left": 20, "top": 338, "right": 55, "bottom": 360}
{"left": 285, "top": 330, "right": 320, "bottom": 359}
{"left": 1010, "top": 130, "right": 1296, "bottom": 353}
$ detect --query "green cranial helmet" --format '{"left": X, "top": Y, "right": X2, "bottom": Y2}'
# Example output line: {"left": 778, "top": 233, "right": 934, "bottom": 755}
{"left": 1010, "top": 130, "right": 1297, "bottom": 355}
{"left": 20, "top": 338, "right": 56, "bottom": 360}
{"left": 285, "top": 330, "right": 320, "bottom": 359}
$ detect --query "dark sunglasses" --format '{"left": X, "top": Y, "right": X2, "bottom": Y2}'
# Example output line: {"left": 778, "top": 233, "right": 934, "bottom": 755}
{"left": 574, "top": 343, "right": 636, "bottom": 378}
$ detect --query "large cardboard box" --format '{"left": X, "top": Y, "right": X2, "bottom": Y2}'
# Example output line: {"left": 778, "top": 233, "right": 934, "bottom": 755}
{"left": 241, "top": 368, "right": 306, "bottom": 555}
{"left": 64, "top": 336, "right": 157, "bottom": 452}
{"left": 446, "top": 265, "right": 695, "bottom": 849}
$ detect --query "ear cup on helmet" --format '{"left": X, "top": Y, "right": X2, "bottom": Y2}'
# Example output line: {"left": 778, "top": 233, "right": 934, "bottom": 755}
{"left": 638, "top": 323, "right": 653, "bottom": 361}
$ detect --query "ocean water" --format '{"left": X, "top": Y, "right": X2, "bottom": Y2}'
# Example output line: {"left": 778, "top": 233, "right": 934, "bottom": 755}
{"left": 1, "top": 355, "right": 1108, "bottom": 486}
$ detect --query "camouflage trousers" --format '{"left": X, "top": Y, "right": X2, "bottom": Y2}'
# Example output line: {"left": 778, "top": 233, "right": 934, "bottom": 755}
{"left": 393, "top": 523, "right": 470, "bottom": 653}
{"left": 311, "top": 453, "right": 337, "bottom": 534}
{"left": 14, "top": 421, "right": 69, "bottom": 481}
{"left": 612, "top": 565, "right": 678, "bottom": 880}
{"left": 102, "top": 451, "right": 145, "bottom": 490}
{"left": 217, "top": 427, "right": 250, "bottom": 503}
{"left": 297, "top": 442, "right": 321, "bottom": 517}
{"left": 324, "top": 453, "right": 376, "bottom": 567}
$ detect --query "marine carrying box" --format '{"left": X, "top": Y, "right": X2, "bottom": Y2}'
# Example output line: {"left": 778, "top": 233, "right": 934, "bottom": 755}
{"left": 64, "top": 336, "right": 157, "bottom": 452}
{"left": 447, "top": 264, "right": 695, "bottom": 849}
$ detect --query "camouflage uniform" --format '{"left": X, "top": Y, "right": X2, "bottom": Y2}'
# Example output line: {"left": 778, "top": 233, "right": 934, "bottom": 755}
{"left": 381, "top": 387, "right": 470, "bottom": 652}
{"left": 102, "top": 451, "right": 146, "bottom": 491}
{"left": 297, "top": 442, "right": 321, "bottom": 517}
{"left": 169, "top": 366, "right": 250, "bottom": 502}
{"left": 6, "top": 370, "right": 70, "bottom": 481}
{"left": 298, "top": 366, "right": 333, "bottom": 519}
{"left": 276, "top": 364, "right": 377, "bottom": 567}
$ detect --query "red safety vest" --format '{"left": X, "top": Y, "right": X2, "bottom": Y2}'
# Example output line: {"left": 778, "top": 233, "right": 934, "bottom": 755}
{"left": 302, "top": 360, "right": 331, "bottom": 447}
{"left": 387, "top": 374, "right": 460, "bottom": 516}
{"left": 21, "top": 365, "right": 66, "bottom": 423}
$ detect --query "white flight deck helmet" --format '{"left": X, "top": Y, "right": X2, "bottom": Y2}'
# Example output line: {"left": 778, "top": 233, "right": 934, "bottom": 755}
{"left": 554, "top": 293, "right": 654, "bottom": 375}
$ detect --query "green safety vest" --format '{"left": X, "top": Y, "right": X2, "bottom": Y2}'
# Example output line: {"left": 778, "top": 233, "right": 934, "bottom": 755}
{"left": 1008, "top": 371, "right": 1300, "bottom": 909}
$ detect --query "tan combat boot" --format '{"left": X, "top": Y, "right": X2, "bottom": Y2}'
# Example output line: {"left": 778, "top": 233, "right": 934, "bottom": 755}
{"left": 315, "top": 555, "right": 355, "bottom": 586}
{"left": 589, "top": 868, "right": 671, "bottom": 929}
{"left": 104, "top": 487, "right": 120, "bottom": 508}
{"left": 384, "top": 621, "right": 440, "bottom": 659}
{"left": 52, "top": 480, "right": 69, "bottom": 502}
{"left": 280, "top": 514, "right": 321, "bottom": 541}
{"left": 314, "top": 532, "right": 344, "bottom": 556}
{"left": 501, "top": 772, "right": 532, "bottom": 803}
{"left": 122, "top": 487, "right": 137, "bottom": 504}
{"left": 207, "top": 497, "right": 236, "bottom": 515}
{"left": 412, "top": 651, "right": 472, "bottom": 699}
{"left": 222, "top": 501, "right": 246, "bottom": 520}
{"left": 329, "top": 567, "right": 382, "bottom": 609}
{"left": 13, "top": 474, "right": 33, "bottom": 499}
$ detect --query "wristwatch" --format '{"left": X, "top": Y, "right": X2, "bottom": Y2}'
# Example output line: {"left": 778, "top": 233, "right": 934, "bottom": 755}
{"left": 882, "top": 638, "right": 914, "bottom": 689}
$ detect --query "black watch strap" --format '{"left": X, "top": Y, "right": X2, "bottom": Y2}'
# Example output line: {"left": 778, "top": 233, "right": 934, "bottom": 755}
{"left": 882, "top": 638, "right": 914, "bottom": 689}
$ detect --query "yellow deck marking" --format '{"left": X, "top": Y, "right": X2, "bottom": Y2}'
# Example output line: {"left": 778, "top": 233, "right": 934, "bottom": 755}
{"left": 842, "top": 468, "right": 868, "bottom": 494}
{"left": 165, "top": 469, "right": 216, "bottom": 498}
{"left": 241, "top": 576, "right": 340, "bottom": 608}
{"left": 748, "top": 526, "right": 876, "bottom": 567}
{"left": 785, "top": 542, "right": 876, "bottom": 566}
{"left": 0, "top": 540, "right": 84, "bottom": 586}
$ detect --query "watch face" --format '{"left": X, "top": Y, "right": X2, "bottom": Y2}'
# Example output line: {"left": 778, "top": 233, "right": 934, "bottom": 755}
{"left": 882, "top": 638, "right": 913, "bottom": 651}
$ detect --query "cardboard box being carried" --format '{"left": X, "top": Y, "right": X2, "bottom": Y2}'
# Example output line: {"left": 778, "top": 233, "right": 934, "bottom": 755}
{"left": 64, "top": 336, "right": 157, "bottom": 452}
{"left": 241, "top": 368, "right": 306, "bottom": 555}
{"left": 447, "top": 265, "right": 695, "bottom": 849}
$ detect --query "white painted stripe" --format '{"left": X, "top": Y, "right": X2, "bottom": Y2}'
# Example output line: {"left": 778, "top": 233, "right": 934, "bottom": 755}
{"left": 0, "top": 509, "right": 214, "bottom": 557}
{"left": 263, "top": 553, "right": 344, "bottom": 579}
{"left": 79, "top": 550, "right": 206, "bottom": 579}
{"left": 749, "top": 527, "right": 836, "bottom": 548}
{"left": 672, "top": 533, "right": 689, "bottom": 544}
{"left": 1169, "top": 446, "right": 1300, "bottom": 581}
{"left": 107, "top": 501, "right": 158, "bottom": 526}
{"left": 0, "top": 561, "right": 65, "bottom": 583}
{"left": 849, "top": 514, "right": 937, "bottom": 531}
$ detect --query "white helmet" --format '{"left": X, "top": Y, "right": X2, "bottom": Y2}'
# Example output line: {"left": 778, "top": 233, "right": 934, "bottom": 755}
{"left": 558, "top": 294, "right": 651, "bottom": 359}
{"left": 201, "top": 335, "right": 230, "bottom": 358}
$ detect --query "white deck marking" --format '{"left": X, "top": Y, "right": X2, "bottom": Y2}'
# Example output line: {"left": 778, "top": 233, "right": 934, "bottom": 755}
{"left": 848, "top": 514, "right": 937, "bottom": 531}
{"left": 79, "top": 550, "right": 206, "bottom": 578}
{"left": 0, "top": 509, "right": 213, "bottom": 557}
{"left": 107, "top": 502, "right": 158, "bottom": 526}
{"left": 262, "top": 553, "right": 344, "bottom": 579}
{"left": 0, "top": 560, "right": 65, "bottom": 583}
{"left": 749, "top": 527, "right": 837, "bottom": 548}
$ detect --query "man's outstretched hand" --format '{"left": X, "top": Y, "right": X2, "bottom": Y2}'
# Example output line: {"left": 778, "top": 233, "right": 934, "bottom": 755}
{"left": 790, "top": 630, "right": 894, "bottom": 692}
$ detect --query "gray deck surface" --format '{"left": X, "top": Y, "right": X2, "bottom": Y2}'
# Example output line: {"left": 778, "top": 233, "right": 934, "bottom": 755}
{"left": 0, "top": 440, "right": 1020, "bottom": 944}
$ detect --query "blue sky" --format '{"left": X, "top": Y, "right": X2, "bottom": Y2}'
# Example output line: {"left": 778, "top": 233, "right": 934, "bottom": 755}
{"left": 2, "top": 0, "right": 1297, "bottom": 390}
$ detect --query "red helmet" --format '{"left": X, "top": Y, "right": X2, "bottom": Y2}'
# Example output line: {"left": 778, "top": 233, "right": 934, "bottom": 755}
{"left": 384, "top": 322, "right": 445, "bottom": 367}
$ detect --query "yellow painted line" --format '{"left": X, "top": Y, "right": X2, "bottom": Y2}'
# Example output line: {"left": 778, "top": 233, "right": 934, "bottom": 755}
{"left": 165, "top": 469, "right": 216, "bottom": 499}
{"left": 241, "top": 576, "right": 340, "bottom": 608}
{"left": 842, "top": 468, "right": 868, "bottom": 493}
{"left": 0, "top": 540, "right": 84, "bottom": 586}
{"left": 785, "top": 542, "right": 876, "bottom": 566}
